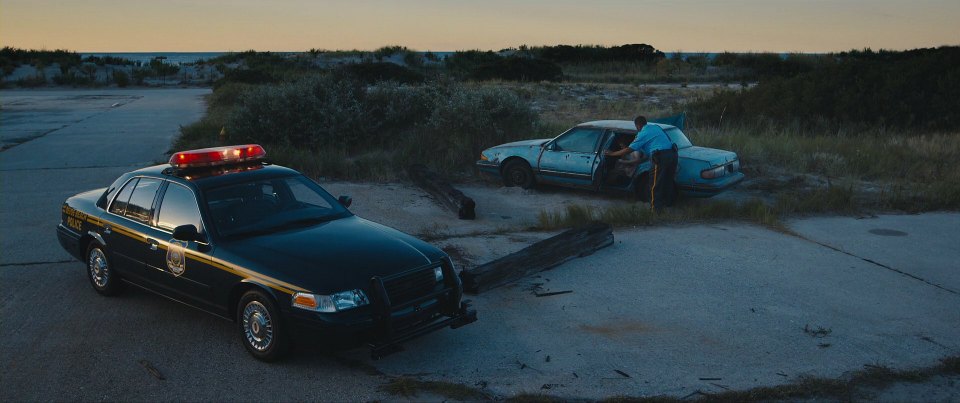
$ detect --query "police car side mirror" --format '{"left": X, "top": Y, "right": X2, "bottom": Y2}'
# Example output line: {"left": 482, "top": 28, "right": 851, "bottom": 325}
{"left": 337, "top": 195, "right": 352, "bottom": 208}
{"left": 173, "top": 224, "right": 200, "bottom": 242}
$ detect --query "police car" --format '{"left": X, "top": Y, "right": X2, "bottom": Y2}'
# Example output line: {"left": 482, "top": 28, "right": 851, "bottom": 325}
{"left": 56, "top": 145, "right": 476, "bottom": 361}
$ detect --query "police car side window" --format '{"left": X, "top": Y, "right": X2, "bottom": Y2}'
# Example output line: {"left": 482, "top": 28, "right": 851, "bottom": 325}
{"left": 157, "top": 183, "right": 204, "bottom": 233}
{"left": 123, "top": 178, "right": 161, "bottom": 224}
{"left": 554, "top": 128, "right": 602, "bottom": 153}
{"left": 109, "top": 178, "right": 138, "bottom": 216}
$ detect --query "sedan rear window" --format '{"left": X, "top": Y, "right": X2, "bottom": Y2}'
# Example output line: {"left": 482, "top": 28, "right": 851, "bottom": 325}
{"left": 666, "top": 127, "right": 693, "bottom": 149}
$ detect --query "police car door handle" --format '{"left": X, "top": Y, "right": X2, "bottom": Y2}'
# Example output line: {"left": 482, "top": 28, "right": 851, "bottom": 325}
{"left": 103, "top": 225, "right": 111, "bottom": 235}
{"left": 148, "top": 239, "right": 158, "bottom": 251}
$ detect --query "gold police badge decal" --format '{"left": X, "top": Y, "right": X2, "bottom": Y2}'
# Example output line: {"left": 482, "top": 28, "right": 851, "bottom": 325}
{"left": 166, "top": 239, "right": 188, "bottom": 276}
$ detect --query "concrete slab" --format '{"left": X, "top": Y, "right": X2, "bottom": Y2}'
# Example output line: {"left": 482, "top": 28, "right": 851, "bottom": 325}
{"left": 355, "top": 223, "right": 960, "bottom": 399}
{"left": 0, "top": 89, "right": 208, "bottom": 170}
{"left": 788, "top": 213, "right": 960, "bottom": 294}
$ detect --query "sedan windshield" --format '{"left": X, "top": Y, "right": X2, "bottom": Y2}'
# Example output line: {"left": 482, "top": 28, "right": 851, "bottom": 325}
{"left": 665, "top": 127, "right": 693, "bottom": 149}
{"left": 205, "top": 175, "right": 350, "bottom": 238}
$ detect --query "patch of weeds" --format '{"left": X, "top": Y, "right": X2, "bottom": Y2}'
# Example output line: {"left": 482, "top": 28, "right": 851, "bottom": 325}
{"left": 506, "top": 393, "right": 567, "bottom": 402}
{"left": 694, "top": 356, "right": 960, "bottom": 402}
{"left": 536, "top": 197, "right": 784, "bottom": 231}
{"left": 603, "top": 395, "right": 681, "bottom": 402}
{"left": 803, "top": 324, "right": 832, "bottom": 338}
{"left": 380, "top": 377, "right": 491, "bottom": 401}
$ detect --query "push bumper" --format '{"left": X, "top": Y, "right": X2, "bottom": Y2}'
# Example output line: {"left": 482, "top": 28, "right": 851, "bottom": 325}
{"left": 367, "top": 264, "right": 477, "bottom": 359}
{"left": 284, "top": 264, "right": 478, "bottom": 359}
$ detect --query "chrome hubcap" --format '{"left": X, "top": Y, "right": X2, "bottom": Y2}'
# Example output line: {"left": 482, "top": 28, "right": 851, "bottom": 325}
{"left": 88, "top": 248, "right": 109, "bottom": 288}
{"left": 242, "top": 301, "right": 273, "bottom": 351}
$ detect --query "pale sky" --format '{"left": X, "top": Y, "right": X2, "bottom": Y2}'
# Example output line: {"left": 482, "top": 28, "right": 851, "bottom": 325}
{"left": 2, "top": 0, "right": 958, "bottom": 53}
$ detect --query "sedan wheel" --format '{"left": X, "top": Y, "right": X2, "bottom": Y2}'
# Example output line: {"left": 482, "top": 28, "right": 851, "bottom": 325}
{"left": 238, "top": 290, "right": 288, "bottom": 361}
{"left": 86, "top": 244, "right": 123, "bottom": 296}
{"left": 503, "top": 160, "right": 535, "bottom": 189}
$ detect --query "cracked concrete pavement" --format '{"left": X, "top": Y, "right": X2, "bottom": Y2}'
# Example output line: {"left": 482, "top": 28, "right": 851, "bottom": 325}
{"left": 1, "top": 88, "right": 958, "bottom": 401}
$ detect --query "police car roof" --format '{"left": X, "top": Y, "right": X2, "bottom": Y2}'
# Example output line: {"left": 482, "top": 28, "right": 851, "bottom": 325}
{"left": 577, "top": 120, "right": 676, "bottom": 131}
{"left": 130, "top": 163, "right": 301, "bottom": 190}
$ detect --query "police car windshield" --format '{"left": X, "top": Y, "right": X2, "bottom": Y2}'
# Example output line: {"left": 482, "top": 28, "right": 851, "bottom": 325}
{"left": 205, "top": 175, "right": 349, "bottom": 238}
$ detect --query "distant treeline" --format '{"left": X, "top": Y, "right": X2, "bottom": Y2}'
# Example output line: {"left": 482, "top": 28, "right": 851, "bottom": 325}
{"left": 520, "top": 43, "right": 665, "bottom": 64}
{"left": 0, "top": 47, "right": 82, "bottom": 76}
{"left": 688, "top": 46, "right": 960, "bottom": 132}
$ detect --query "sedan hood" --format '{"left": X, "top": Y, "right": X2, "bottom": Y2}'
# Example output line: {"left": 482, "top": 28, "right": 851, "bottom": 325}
{"left": 490, "top": 139, "right": 550, "bottom": 149}
{"left": 217, "top": 216, "right": 445, "bottom": 294}
{"left": 679, "top": 146, "right": 738, "bottom": 165}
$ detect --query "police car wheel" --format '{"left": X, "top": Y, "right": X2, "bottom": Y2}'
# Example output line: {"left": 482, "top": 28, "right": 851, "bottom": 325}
{"left": 238, "top": 290, "right": 288, "bottom": 362}
{"left": 503, "top": 160, "right": 535, "bottom": 189}
{"left": 86, "top": 243, "right": 124, "bottom": 296}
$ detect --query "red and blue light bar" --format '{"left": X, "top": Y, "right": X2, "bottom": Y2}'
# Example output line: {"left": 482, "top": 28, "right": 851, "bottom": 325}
{"left": 169, "top": 144, "right": 266, "bottom": 169}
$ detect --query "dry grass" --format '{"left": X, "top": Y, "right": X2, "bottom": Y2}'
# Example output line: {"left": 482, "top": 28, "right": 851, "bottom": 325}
{"left": 380, "top": 377, "right": 492, "bottom": 401}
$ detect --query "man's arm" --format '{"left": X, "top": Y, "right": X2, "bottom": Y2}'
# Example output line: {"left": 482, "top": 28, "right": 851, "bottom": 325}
{"left": 604, "top": 147, "right": 635, "bottom": 158}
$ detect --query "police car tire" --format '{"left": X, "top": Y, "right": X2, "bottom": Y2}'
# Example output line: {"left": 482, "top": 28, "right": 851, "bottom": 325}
{"left": 86, "top": 243, "right": 124, "bottom": 296}
{"left": 503, "top": 160, "right": 535, "bottom": 189}
{"left": 237, "top": 290, "right": 289, "bottom": 362}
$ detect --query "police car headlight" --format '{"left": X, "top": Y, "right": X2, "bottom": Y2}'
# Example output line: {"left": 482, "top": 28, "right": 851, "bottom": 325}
{"left": 434, "top": 266, "right": 444, "bottom": 282}
{"left": 292, "top": 290, "right": 369, "bottom": 313}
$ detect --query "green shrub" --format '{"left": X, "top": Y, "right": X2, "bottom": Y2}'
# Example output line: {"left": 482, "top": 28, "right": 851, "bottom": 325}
{"left": 112, "top": 70, "right": 130, "bottom": 87}
{"left": 470, "top": 57, "right": 562, "bottom": 82}
{"left": 338, "top": 62, "right": 424, "bottom": 84}
{"left": 689, "top": 46, "right": 960, "bottom": 132}
{"left": 83, "top": 55, "right": 134, "bottom": 66}
{"left": 216, "top": 68, "right": 278, "bottom": 87}
{"left": 17, "top": 75, "right": 47, "bottom": 87}
{"left": 52, "top": 72, "right": 91, "bottom": 86}
{"left": 220, "top": 75, "right": 538, "bottom": 176}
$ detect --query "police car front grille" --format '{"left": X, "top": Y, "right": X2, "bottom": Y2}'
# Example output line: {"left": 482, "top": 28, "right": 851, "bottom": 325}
{"left": 383, "top": 268, "right": 437, "bottom": 306}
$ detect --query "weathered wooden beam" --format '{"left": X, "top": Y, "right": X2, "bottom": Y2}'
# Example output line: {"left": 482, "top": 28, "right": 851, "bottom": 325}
{"left": 460, "top": 222, "right": 614, "bottom": 294}
{"left": 407, "top": 164, "right": 476, "bottom": 220}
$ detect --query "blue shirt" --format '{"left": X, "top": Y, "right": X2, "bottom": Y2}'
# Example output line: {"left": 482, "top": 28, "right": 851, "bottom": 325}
{"left": 628, "top": 124, "right": 673, "bottom": 157}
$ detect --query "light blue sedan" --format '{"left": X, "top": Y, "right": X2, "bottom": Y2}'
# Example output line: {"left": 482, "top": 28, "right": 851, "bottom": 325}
{"left": 476, "top": 120, "right": 744, "bottom": 199}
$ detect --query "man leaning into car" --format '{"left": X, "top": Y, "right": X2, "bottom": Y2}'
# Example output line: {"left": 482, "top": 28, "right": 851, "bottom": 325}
{"left": 604, "top": 116, "right": 678, "bottom": 211}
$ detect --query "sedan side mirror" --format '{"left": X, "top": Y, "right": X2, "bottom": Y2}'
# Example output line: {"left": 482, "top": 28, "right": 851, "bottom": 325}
{"left": 173, "top": 224, "right": 200, "bottom": 242}
{"left": 338, "top": 195, "right": 352, "bottom": 208}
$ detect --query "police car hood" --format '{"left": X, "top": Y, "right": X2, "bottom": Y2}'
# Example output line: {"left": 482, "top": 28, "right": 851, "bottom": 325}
{"left": 218, "top": 215, "right": 445, "bottom": 294}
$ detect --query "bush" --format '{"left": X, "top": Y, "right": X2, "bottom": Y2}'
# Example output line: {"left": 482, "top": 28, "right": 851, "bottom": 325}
{"left": 216, "top": 68, "right": 278, "bottom": 87}
{"left": 132, "top": 68, "right": 149, "bottom": 85}
{"left": 16, "top": 75, "right": 47, "bottom": 87}
{"left": 221, "top": 75, "right": 538, "bottom": 175}
{"left": 531, "top": 43, "right": 665, "bottom": 64}
{"left": 689, "top": 46, "right": 960, "bottom": 132}
{"left": 83, "top": 55, "right": 134, "bottom": 66}
{"left": 112, "top": 70, "right": 130, "bottom": 87}
{"left": 52, "top": 72, "right": 91, "bottom": 86}
{"left": 470, "top": 57, "right": 562, "bottom": 82}
{"left": 338, "top": 62, "right": 424, "bottom": 84}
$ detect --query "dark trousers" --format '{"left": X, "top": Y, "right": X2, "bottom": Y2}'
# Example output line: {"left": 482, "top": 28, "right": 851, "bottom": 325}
{"left": 649, "top": 147, "right": 678, "bottom": 211}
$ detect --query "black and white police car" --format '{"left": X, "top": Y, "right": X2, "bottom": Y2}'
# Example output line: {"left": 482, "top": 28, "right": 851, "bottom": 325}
{"left": 57, "top": 145, "right": 476, "bottom": 361}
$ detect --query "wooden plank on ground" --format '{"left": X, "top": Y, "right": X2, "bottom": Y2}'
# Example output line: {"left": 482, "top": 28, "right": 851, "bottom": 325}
{"left": 407, "top": 164, "right": 476, "bottom": 220}
{"left": 460, "top": 222, "right": 614, "bottom": 294}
